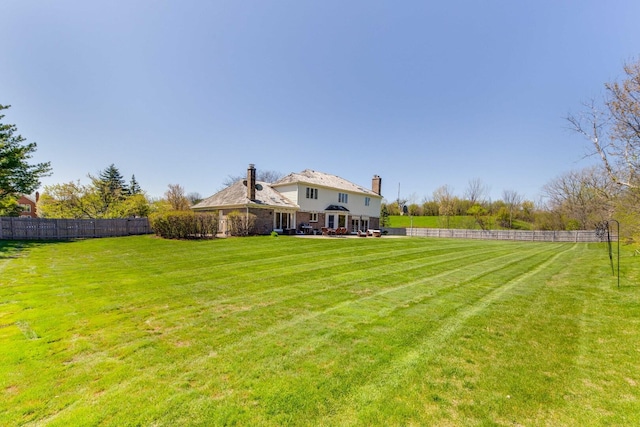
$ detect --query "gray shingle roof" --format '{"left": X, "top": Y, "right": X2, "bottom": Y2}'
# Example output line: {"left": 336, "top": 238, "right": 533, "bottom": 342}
{"left": 272, "top": 169, "right": 380, "bottom": 196}
{"left": 192, "top": 180, "right": 298, "bottom": 210}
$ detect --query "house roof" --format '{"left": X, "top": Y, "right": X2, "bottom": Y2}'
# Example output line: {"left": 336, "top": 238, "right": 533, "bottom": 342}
{"left": 192, "top": 180, "right": 298, "bottom": 210}
{"left": 19, "top": 194, "right": 37, "bottom": 204}
{"left": 272, "top": 169, "right": 381, "bottom": 197}
{"left": 325, "top": 205, "right": 350, "bottom": 212}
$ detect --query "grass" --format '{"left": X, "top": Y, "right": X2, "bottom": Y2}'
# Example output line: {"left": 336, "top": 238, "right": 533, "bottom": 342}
{"left": 388, "top": 215, "right": 533, "bottom": 230}
{"left": 1, "top": 235, "right": 639, "bottom": 426}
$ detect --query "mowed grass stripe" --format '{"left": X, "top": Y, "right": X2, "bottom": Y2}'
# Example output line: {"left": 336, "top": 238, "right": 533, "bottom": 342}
{"left": 5, "top": 239, "right": 564, "bottom": 426}
{"left": 199, "top": 243, "right": 573, "bottom": 424}
{"left": 2, "top": 237, "right": 638, "bottom": 426}
{"left": 314, "top": 243, "right": 579, "bottom": 425}
{"left": 146, "top": 242, "right": 512, "bottom": 324}
{"left": 46, "top": 239, "right": 512, "bottom": 333}
{"left": 3, "top": 239, "right": 544, "bottom": 422}
{"left": 158, "top": 241, "right": 559, "bottom": 361}
{"left": 102, "top": 243, "right": 569, "bottom": 424}
{"left": 55, "top": 242, "right": 566, "bottom": 425}
{"left": 110, "top": 241, "right": 549, "bottom": 354}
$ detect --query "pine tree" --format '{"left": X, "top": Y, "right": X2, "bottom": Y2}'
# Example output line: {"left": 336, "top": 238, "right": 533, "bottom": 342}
{"left": 99, "top": 164, "right": 128, "bottom": 196}
{"left": 0, "top": 104, "right": 52, "bottom": 204}
{"left": 129, "top": 174, "right": 141, "bottom": 195}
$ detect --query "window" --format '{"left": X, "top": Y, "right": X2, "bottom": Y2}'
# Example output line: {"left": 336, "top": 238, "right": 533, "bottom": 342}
{"left": 306, "top": 187, "right": 318, "bottom": 199}
{"left": 352, "top": 218, "right": 369, "bottom": 231}
{"left": 338, "top": 192, "right": 348, "bottom": 203}
{"left": 275, "top": 212, "right": 293, "bottom": 229}
{"left": 309, "top": 213, "right": 318, "bottom": 222}
{"left": 365, "top": 197, "right": 370, "bottom": 206}
{"left": 19, "top": 204, "right": 31, "bottom": 213}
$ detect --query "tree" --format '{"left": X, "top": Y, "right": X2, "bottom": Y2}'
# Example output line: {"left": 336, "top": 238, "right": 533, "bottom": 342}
{"left": 38, "top": 181, "right": 98, "bottom": 218}
{"left": 38, "top": 165, "right": 149, "bottom": 218}
{"left": 97, "top": 164, "right": 128, "bottom": 200}
{"left": 222, "top": 169, "right": 284, "bottom": 187}
{"left": 433, "top": 185, "right": 455, "bottom": 228}
{"left": 567, "top": 58, "right": 640, "bottom": 190}
{"left": 464, "top": 178, "right": 489, "bottom": 205}
{"left": 0, "top": 104, "right": 51, "bottom": 213}
{"left": 186, "top": 192, "right": 203, "bottom": 205}
{"left": 421, "top": 198, "right": 439, "bottom": 216}
{"left": 0, "top": 197, "right": 21, "bottom": 217}
{"left": 129, "top": 175, "right": 142, "bottom": 195}
{"left": 467, "top": 204, "right": 489, "bottom": 230}
{"left": 542, "top": 166, "right": 615, "bottom": 230}
{"left": 502, "top": 189, "right": 523, "bottom": 229}
{"left": 380, "top": 204, "right": 390, "bottom": 227}
{"left": 165, "top": 184, "right": 190, "bottom": 210}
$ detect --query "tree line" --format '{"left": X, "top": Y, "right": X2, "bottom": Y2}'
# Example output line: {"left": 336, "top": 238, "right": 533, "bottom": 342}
{"left": 2, "top": 57, "right": 640, "bottom": 240}
{"left": 380, "top": 57, "right": 640, "bottom": 240}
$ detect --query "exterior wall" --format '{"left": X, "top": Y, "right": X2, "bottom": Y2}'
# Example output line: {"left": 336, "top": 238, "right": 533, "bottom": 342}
{"left": 273, "top": 183, "right": 300, "bottom": 205}
{"left": 250, "top": 208, "right": 273, "bottom": 235}
{"left": 17, "top": 195, "right": 37, "bottom": 218}
{"left": 340, "top": 192, "right": 381, "bottom": 219}
{"left": 284, "top": 183, "right": 382, "bottom": 232}
{"left": 299, "top": 186, "right": 381, "bottom": 218}
{"left": 219, "top": 207, "right": 274, "bottom": 235}
{"left": 296, "top": 211, "right": 324, "bottom": 234}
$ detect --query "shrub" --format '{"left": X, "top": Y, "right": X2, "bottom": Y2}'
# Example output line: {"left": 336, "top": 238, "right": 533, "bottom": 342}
{"left": 194, "top": 213, "right": 219, "bottom": 238}
{"left": 150, "top": 211, "right": 218, "bottom": 239}
{"left": 227, "top": 211, "right": 257, "bottom": 236}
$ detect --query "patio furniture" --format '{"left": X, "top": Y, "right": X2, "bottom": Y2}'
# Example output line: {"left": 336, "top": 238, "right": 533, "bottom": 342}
{"left": 322, "top": 227, "right": 336, "bottom": 236}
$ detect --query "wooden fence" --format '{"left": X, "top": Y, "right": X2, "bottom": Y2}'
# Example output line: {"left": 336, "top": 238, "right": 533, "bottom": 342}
{"left": 0, "top": 217, "right": 152, "bottom": 240}
{"left": 384, "top": 227, "right": 603, "bottom": 243}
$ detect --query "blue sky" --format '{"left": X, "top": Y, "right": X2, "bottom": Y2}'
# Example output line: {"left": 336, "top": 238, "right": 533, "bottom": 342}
{"left": 3, "top": 1, "right": 639, "bottom": 203}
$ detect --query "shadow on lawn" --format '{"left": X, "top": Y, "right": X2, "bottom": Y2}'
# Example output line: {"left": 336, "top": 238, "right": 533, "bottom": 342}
{"left": 0, "top": 240, "right": 69, "bottom": 260}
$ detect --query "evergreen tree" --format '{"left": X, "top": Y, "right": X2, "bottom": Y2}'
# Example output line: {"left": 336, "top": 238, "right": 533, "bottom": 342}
{"left": 99, "top": 164, "right": 128, "bottom": 196}
{"left": 0, "top": 104, "right": 51, "bottom": 213}
{"left": 129, "top": 174, "right": 141, "bottom": 195}
{"left": 380, "top": 204, "right": 390, "bottom": 227}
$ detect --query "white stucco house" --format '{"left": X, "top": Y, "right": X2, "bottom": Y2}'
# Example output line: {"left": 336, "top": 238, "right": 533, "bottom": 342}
{"left": 192, "top": 164, "right": 383, "bottom": 235}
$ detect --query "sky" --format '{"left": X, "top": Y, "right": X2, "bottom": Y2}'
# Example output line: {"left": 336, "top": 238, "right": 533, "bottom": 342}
{"left": 3, "top": 0, "right": 640, "bottom": 204}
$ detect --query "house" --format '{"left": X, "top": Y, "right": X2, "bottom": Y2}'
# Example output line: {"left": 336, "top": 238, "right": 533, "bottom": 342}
{"left": 17, "top": 193, "right": 39, "bottom": 218}
{"left": 192, "top": 164, "right": 382, "bottom": 235}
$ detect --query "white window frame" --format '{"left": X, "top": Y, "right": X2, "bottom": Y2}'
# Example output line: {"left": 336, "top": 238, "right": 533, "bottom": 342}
{"left": 309, "top": 213, "right": 318, "bottom": 222}
{"left": 306, "top": 187, "right": 318, "bottom": 199}
{"left": 338, "top": 192, "right": 348, "bottom": 203}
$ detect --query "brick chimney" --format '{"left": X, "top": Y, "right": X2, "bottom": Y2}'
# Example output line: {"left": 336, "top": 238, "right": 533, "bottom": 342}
{"left": 247, "top": 164, "right": 256, "bottom": 200}
{"left": 372, "top": 175, "right": 382, "bottom": 195}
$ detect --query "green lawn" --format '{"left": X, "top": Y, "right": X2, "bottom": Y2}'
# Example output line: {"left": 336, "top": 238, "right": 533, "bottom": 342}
{"left": 1, "top": 236, "right": 638, "bottom": 426}
{"left": 388, "top": 215, "right": 533, "bottom": 230}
